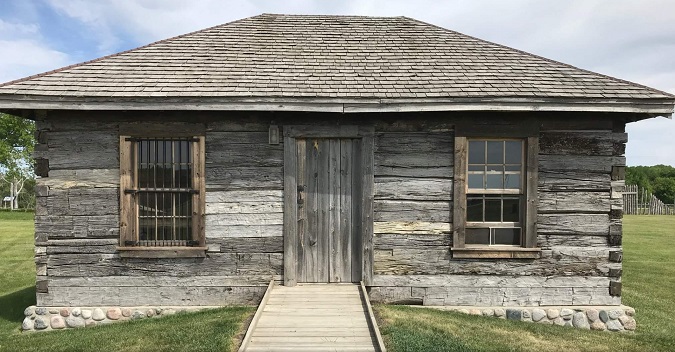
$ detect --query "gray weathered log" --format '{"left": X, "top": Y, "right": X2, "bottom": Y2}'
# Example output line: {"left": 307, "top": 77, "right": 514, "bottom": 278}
{"left": 539, "top": 131, "right": 627, "bottom": 156}
{"left": 374, "top": 234, "right": 450, "bottom": 250}
{"left": 374, "top": 177, "right": 452, "bottom": 201}
{"left": 538, "top": 214, "right": 610, "bottom": 235}
{"left": 538, "top": 191, "right": 610, "bottom": 213}
{"left": 374, "top": 200, "right": 450, "bottom": 222}
{"left": 539, "top": 171, "right": 611, "bottom": 191}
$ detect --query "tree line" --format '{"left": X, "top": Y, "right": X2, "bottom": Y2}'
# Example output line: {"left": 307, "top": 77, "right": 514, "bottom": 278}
{"left": 626, "top": 165, "right": 675, "bottom": 204}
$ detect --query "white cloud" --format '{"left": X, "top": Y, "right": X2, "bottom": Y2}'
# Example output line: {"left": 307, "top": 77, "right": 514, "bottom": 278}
{"left": 626, "top": 117, "right": 675, "bottom": 166}
{"left": 0, "top": 19, "right": 39, "bottom": 36}
{"left": 0, "top": 40, "right": 71, "bottom": 83}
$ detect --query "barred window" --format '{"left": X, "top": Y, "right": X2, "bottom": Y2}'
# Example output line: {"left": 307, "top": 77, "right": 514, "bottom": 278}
{"left": 119, "top": 135, "right": 205, "bottom": 256}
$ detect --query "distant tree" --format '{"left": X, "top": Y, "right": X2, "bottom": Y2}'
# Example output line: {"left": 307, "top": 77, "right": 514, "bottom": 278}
{"left": 626, "top": 165, "right": 675, "bottom": 204}
{"left": 0, "top": 113, "right": 35, "bottom": 210}
{"left": 653, "top": 177, "right": 675, "bottom": 204}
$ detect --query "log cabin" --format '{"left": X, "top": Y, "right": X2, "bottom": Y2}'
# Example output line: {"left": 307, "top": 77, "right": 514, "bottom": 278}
{"left": 1, "top": 14, "right": 673, "bottom": 331}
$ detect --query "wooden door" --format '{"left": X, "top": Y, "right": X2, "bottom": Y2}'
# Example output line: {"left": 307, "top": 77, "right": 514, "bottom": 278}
{"left": 296, "top": 138, "right": 361, "bottom": 283}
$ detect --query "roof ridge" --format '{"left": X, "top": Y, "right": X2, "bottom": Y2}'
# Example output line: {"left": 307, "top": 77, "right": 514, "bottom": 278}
{"left": 259, "top": 13, "right": 404, "bottom": 19}
{"left": 0, "top": 14, "right": 263, "bottom": 88}
{"left": 401, "top": 16, "right": 675, "bottom": 99}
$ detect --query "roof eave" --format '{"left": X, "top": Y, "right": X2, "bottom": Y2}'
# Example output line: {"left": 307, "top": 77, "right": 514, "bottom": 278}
{"left": 0, "top": 96, "right": 673, "bottom": 116}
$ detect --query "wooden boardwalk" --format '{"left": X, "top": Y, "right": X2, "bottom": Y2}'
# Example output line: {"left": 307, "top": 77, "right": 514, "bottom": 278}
{"left": 240, "top": 283, "right": 383, "bottom": 352}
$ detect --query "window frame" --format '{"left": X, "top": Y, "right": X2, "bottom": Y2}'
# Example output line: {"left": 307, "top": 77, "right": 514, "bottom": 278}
{"left": 465, "top": 138, "right": 525, "bottom": 247}
{"left": 118, "top": 134, "right": 206, "bottom": 258}
{"left": 452, "top": 135, "right": 540, "bottom": 259}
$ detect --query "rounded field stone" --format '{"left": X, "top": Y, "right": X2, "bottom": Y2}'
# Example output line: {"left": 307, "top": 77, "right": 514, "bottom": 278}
{"left": 458, "top": 309, "right": 469, "bottom": 315}
{"left": 132, "top": 310, "right": 146, "bottom": 320}
{"left": 599, "top": 310, "right": 609, "bottom": 323}
{"left": 560, "top": 309, "right": 574, "bottom": 319}
{"left": 35, "top": 307, "right": 48, "bottom": 316}
{"left": 494, "top": 308, "right": 505, "bottom": 318}
{"left": 553, "top": 317, "right": 565, "bottom": 326}
{"left": 24, "top": 307, "right": 34, "bottom": 317}
{"left": 85, "top": 321, "right": 97, "bottom": 327}
{"left": 506, "top": 309, "right": 522, "bottom": 321}
{"left": 522, "top": 310, "right": 531, "bottom": 320}
{"left": 606, "top": 319, "right": 623, "bottom": 331}
{"left": 146, "top": 309, "right": 156, "bottom": 318}
{"left": 469, "top": 309, "right": 481, "bottom": 316}
{"left": 34, "top": 317, "right": 48, "bottom": 330}
{"left": 50, "top": 316, "right": 65, "bottom": 329}
{"left": 107, "top": 308, "right": 122, "bottom": 320}
{"left": 122, "top": 308, "right": 132, "bottom": 317}
{"left": 22, "top": 317, "right": 33, "bottom": 330}
{"left": 586, "top": 309, "right": 599, "bottom": 322}
{"left": 59, "top": 308, "right": 70, "bottom": 317}
{"left": 92, "top": 308, "right": 105, "bottom": 321}
{"left": 66, "top": 317, "right": 85, "bottom": 328}
{"left": 564, "top": 320, "right": 573, "bottom": 327}
{"left": 547, "top": 309, "right": 560, "bottom": 319}
{"left": 81, "top": 309, "right": 92, "bottom": 319}
{"left": 48, "top": 309, "right": 58, "bottom": 314}
{"left": 625, "top": 307, "right": 636, "bottom": 316}
{"left": 573, "top": 312, "right": 590, "bottom": 329}
{"left": 72, "top": 308, "right": 81, "bottom": 317}
{"left": 481, "top": 309, "right": 494, "bottom": 317}
{"left": 619, "top": 315, "right": 637, "bottom": 330}
{"left": 155, "top": 308, "right": 163, "bottom": 315}
{"left": 608, "top": 310, "right": 622, "bottom": 320}
{"left": 590, "top": 321, "right": 606, "bottom": 331}
{"left": 532, "top": 308, "right": 546, "bottom": 322}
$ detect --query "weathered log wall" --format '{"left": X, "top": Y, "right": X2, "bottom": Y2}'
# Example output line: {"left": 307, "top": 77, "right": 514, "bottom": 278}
{"left": 34, "top": 114, "right": 282, "bottom": 306}
{"left": 33, "top": 112, "right": 625, "bottom": 307}
{"left": 369, "top": 118, "right": 626, "bottom": 306}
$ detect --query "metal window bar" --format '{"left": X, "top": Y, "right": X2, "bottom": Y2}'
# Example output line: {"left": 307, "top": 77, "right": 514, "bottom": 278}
{"left": 126, "top": 138, "right": 196, "bottom": 247}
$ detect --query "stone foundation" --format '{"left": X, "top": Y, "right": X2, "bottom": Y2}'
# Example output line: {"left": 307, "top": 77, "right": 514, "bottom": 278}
{"left": 421, "top": 305, "right": 636, "bottom": 332}
{"left": 21, "top": 306, "right": 219, "bottom": 332}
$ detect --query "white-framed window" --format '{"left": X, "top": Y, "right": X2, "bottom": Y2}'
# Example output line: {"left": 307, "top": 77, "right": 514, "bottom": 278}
{"left": 465, "top": 139, "right": 524, "bottom": 246}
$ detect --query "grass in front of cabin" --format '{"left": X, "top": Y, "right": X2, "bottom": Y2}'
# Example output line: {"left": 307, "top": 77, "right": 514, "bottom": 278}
{"left": 0, "top": 211, "right": 255, "bottom": 352}
{"left": 375, "top": 215, "right": 675, "bottom": 352}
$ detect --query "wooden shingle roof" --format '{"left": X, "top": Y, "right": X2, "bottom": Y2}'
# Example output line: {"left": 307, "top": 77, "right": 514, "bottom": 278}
{"left": 1, "top": 14, "right": 673, "bottom": 114}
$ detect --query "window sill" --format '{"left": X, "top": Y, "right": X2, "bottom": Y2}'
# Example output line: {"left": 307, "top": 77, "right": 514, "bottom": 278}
{"left": 117, "top": 247, "right": 207, "bottom": 258}
{"left": 451, "top": 247, "right": 541, "bottom": 259}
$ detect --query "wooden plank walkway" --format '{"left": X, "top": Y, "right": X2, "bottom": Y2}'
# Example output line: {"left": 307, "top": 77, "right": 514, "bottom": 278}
{"left": 241, "top": 283, "right": 382, "bottom": 352}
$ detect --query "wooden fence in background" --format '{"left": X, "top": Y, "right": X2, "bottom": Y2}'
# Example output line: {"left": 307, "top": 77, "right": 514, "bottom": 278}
{"left": 623, "top": 184, "right": 675, "bottom": 215}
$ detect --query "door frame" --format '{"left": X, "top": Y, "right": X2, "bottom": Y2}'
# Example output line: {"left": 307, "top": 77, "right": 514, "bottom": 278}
{"left": 283, "top": 125, "right": 374, "bottom": 286}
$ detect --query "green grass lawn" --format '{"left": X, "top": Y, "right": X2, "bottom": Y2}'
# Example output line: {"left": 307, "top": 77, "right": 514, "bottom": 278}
{"left": 0, "top": 211, "right": 254, "bottom": 352}
{"left": 375, "top": 215, "right": 675, "bottom": 352}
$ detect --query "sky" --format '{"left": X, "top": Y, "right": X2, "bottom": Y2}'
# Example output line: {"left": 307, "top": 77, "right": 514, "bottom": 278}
{"left": 0, "top": 0, "right": 673, "bottom": 166}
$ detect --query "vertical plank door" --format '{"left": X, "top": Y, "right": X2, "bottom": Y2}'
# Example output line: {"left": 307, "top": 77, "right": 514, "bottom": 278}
{"left": 297, "top": 138, "right": 359, "bottom": 283}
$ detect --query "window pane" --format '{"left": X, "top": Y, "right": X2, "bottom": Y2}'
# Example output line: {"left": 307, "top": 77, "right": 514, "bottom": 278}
{"left": 504, "top": 173, "right": 521, "bottom": 189}
{"left": 505, "top": 141, "right": 522, "bottom": 164}
{"left": 486, "top": 164, "right": 502, "bottom": 172}
{"left": 487, "top": 141, "right": 503, "bottom": 164}
{"left": 485, "top": 197, "right": 501, "bottom": 221}
{"left": 505, "top": 164, "right": 521, "bottom": 172}
{"left": 467, "top": 196, "right": 483, "bottom": 221}
{"left": 469, "top": 141, "right": 486, "bottom": 164}
{"left": 486, "top": 174, "right": 503, "bottom": 189}
{"left": 468, "top": 174, "right": 484, "bottom": 189}
{"left": 468, "top": 165, "right": 484, "bottom": 172}
{"left": 466, "top": 228, "right": 490, "bottom": 245}
{"left": 503, "top": 197, "right": 520, "bottom": 222}
{"left": 493, "top": 228, "right": 521, "bottom": 245}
